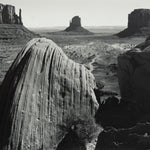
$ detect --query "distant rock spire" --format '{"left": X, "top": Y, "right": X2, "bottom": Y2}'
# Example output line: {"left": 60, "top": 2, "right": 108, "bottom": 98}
{"left": 65, "top": 16, "right": 92, "bottom": 34}
{"left": 19, "top": 9, "right": 23, "bottom": 25}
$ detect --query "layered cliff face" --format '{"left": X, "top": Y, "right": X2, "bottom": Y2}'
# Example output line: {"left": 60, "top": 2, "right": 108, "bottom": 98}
{"left": 65, "top": 16, "right": 92, "bottom": 34}
{"left": 117, "top": 9, "right": 150, "bottom": 37}
{"left": 0, "top": 3, "right": 22, "bottom": 24}
{"left": 0, "top": 38, "right": 99, "bottom": 150}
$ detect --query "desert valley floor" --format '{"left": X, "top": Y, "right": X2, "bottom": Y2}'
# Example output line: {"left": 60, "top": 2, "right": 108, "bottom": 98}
{"left": 0, "top": 29, "right": 145, "bottom": 99}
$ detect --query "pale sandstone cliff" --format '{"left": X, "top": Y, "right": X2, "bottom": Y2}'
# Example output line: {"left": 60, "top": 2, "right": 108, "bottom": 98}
{"left": 0, "top": 38, "right": 98, "bottom": 150}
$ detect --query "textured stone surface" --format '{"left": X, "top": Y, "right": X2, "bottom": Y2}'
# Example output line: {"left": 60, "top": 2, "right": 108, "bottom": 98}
{"left": 0, "top": 3, "right": 22, "bottom": 25}
{"left": 117, "top": 9, "right": 150, "bottom": 37}
{"left": 65, "top": 16, "right": 92, "bottom": 34}
{"left": 0, "top": 38, "right": 98, "bottom": 150}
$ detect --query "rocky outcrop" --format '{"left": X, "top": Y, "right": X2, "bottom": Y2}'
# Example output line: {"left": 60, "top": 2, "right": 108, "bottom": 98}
{"left": 117, "top": 9, "right": 150, "bottom": 37}
{"left": 94, "top": 37, "right": 150, "bottom": 149}
{"left": 0, "top": 3, "right": 22, "bottom": 24}
{"left": 136, "top": 35, "right": 150, "bottom": 50}
{"left": 0, "top": 38, "right": 99, "bottom": 150}
{"left": 0, "top": 3, "right": 36, "bottom": 40}
{"left": 95, "top": 97, "right": 138, "bottom": 128}
{"left": 95, "top": 122, "right": 150, "bottom": 150}
{"left": 118, "top": 47, "right": 150, "bottom": 117}
{"left": 117, "top": 37, "right": 150, "bottom": 125}
{"left": 64, "top": 16, "right": 92, "bottom": 34}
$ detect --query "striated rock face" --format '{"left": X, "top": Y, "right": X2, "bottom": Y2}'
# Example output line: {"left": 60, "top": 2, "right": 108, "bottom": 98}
{"left": 0, "top": 3, "right": 22, "bottom": 25}
{"left": 117, "top": 9, "right": 150, "bottom": 37}
{"left": 65, "top": 16, "right": 92, "bottom": 34}
{"left": 0, "top": 38, "right": 98, "bottom": 150}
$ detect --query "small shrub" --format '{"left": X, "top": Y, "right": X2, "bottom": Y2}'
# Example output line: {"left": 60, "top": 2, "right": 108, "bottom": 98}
{"left": 58, "top": 112, "right": 101, "bottom": 144}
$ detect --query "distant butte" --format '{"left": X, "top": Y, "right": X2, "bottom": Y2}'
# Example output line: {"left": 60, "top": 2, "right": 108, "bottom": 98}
{"left": 64, "top": 16, "right": 93, "bottom": 34}
{"left": 0, "top": 3, "right": 22, "bottom": 25}
{"left": 117, "top": 9, "right": 150, "bottom": 37}
{"left": 0, "top": 3, "right": 37, "bottom": 39}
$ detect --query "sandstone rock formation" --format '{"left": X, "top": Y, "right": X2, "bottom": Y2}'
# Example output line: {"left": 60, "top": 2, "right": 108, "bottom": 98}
{"left": 0, "top": 3, "right": 36, "bottom": 40}
{"left": 0, "top": 38, "right": 99, "bottom": 150}
{"left": 0, "top": 3, "right": 22, "bottom": 24}
{"left": 117, "top": 9, "right": 150, "bottom": 37}
{"left": 64, "top": 16, "right": 92, "bottom": 34}
{"left": 65, "top": 16, "right": 81, "bottom": 31}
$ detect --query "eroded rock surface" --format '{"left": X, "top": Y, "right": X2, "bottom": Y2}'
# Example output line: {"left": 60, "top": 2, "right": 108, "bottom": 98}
{"left": 0, "top": 38, "right": 98, "bottom": 150}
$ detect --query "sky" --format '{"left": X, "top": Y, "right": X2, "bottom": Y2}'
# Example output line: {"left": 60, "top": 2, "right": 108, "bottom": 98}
{"left": 0, "top": 0, "right": 150, "bottom": 28}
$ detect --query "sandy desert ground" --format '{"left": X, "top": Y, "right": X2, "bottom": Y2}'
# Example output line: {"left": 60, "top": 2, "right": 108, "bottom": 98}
{"left": 0, "top": 28, "right": 146, "bottom": 100}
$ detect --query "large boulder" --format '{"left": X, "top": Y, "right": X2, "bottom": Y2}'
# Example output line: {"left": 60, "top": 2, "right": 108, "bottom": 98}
{"left": 0, "top": 38, "right": 99, "bottom": 150}
{"left": 118, "top": 43, "right": 150, "bottom": 120}
{"left": 117, "top": 9, "right": 150, "bottom": 37}
{"left": 95, "top": 96, "right": 138, "bottom": 128}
